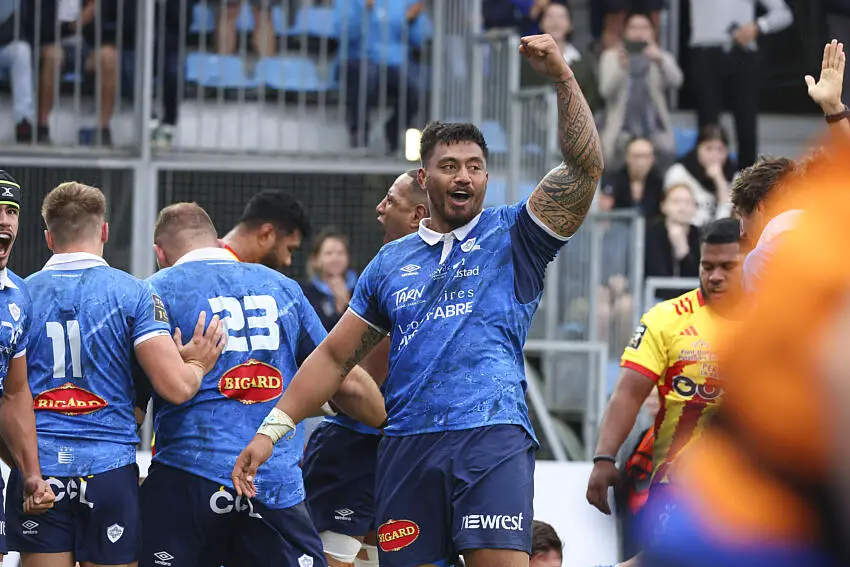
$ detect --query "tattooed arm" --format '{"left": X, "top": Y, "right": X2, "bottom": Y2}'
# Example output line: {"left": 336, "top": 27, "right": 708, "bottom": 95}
{"left": 272, "top": 311, "right": 386, "bottom": 425}
{"left": 520, "top": 34, "right": 604, "bottom": 238}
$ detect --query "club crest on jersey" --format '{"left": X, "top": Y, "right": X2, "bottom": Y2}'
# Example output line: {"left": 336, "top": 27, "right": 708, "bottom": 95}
{"left": 377, "top": 519, "right": 420, "bottom": 552}
{"left": 218, "top": 359, "right": 283, "bottom": 404}
{"left": 33, "top": 383, "right": 108, "bottom": 415}
{"left": 106, "top": 523, "right": 124, "bottom": 543}
{"left": 461, "top": 238, "right": 481, "bottom": 252}
{"left": 297, "top": 555, "right": 314, "bottom": 567}
{"left": 152, "top": 294, "right": 169, "bottom": 323}
{"left": 7, "top": 303, "right": 19, "bottom": 321}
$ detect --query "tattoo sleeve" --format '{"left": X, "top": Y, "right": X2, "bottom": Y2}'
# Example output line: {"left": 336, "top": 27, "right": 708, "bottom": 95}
{"left": 528, "top": 74, "right": 604, "bottom": 238}
{"left": 339, "top": 325, "right": 386, "bottom": 376}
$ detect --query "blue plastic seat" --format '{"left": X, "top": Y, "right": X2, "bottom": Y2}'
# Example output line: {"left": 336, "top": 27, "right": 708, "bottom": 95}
{"left": 255, "top": 56, "right": 326, "bottom": 92}
{"left": 235, "top": 2, "right": 254, "bottom": 33}
{"left": 283, "top": 6, "right": 337, "bottom": 39}
{"left": 480, "top": 120, "right": 508, "bottom": 155}
{"left": 185, "top": 53, "right": 257, "bottom": 89}
{"left": 190, "top": 3, "right": 215, "bottom": 34}
{"left": 674, "top": 127, "right": 698, "bottom": 157}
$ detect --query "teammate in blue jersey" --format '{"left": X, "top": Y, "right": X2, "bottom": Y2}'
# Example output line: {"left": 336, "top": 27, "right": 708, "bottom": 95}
{"left": 234, "top": 34, "right": 604, "bottom": 567}
{"left": 303, "top": 169, "right": 428, "bottom": 567}
{"left": 8, "top": 182, "right": 225, "bottom": 567}
{"left": 0, "top": 171, "right": 56, "bottom": 561}
{"left": 139, "top": 203, "right": 386, "bottom": 567}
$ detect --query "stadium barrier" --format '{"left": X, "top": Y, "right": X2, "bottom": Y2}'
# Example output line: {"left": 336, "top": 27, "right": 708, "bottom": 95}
{"left": 643, "top": 276, "right": 700, "bottom": 312}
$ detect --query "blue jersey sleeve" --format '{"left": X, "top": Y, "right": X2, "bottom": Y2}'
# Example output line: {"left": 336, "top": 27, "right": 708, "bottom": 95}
{"left": 14, "top": 297, "right": 29, "bottom": 359}
{"left": 132, "top": 281, "right": 173, "bottom": 347}
{"left": 505, "top": 200, "right": 570, "bottom": 304}
{"left": 348, "top": 253, "right": 390, "bottom": 333}
{"left": 295, "top": 292, "right": 329, "bottom": 366}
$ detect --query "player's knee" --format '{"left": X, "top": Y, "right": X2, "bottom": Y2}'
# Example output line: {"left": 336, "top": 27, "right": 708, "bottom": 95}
{"left": 354, "top": 544, "right": 379, "bottom": 567}
{"left": 321, "top": 530, "right": 363, "bottom": 564}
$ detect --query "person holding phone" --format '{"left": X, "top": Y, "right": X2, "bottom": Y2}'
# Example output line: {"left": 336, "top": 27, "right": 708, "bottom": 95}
{"left": 599, "top": 12, "right": 683, "bottom": 170}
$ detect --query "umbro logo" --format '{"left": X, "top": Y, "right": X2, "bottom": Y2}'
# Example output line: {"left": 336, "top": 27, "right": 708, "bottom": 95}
{"left": 334, "top": 508, "right": 354, "bottom": 521}
{"left": 679, "top": 326, "right": 698, "bottom": 337}
{"left": 21, "top": 520, "right": 38, "bottom": 531}
{"left": 335, "top": 508, "right": 354, "bottom": 517}
{"left": 400, "top": 264, "right": 420, "bottom": 277}
{"left": 154, "top": 551, "right": 174, "bottom": 565}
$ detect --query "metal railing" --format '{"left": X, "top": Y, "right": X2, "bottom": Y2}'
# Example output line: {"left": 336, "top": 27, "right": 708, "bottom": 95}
{"left": 643, "top": 276, "right": 700, "bottom": 312}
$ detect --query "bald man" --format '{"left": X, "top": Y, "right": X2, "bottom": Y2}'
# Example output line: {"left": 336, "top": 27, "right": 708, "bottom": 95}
{"left": 138, "top": 203, "right": 386, "bottom": 567}
{"left": 301, "top": 170, "right": 428, "bottom": 567}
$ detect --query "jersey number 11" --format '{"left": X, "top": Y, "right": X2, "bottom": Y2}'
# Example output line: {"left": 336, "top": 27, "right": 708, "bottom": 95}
{"left": 46, "top": 320, "right": 82, "bottom": 379}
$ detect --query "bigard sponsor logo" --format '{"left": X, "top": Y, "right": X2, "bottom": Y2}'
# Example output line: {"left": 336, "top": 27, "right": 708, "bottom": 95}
{"left": 218, "top": 359, "right": 283, "bottom": 404}
{"left": 33, "top": 383, "right": 108, "bottom": 415}
{"left": 377, "top": 519, "right": 420, "bottom": 552}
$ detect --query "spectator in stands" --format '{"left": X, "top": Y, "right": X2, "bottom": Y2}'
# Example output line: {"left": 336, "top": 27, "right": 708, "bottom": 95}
{"left": 217, "top": 0, "right": 276, "bottom": 57}
{"left": 599, "top": 12, "right": 682, "bottom": 171}
{"left": 600, "top": 137, "right": 663, "bottom": 220}
{"left": 301, "top": 229, "right": 357, "bottom": 331}
{"left": 688, "top": 0, "right": 793, "bottom": 169}
{"left": 337, "top": 0, "right": 431, "bottom": 153}
{"left": 644, "top": 184, "right": 701, "bottom": 296}
{"left": 664, "top": 124, "right": 735, "bottom": 226}
{"left": 482, "top": 0, "right": 549, "bottom": 36}
{"left": 37, "top": 0, "right": 121, "bottom": 146}
{"left": 521, "top": 1, "right": 601, "bottom": 113}
{"left": 530, "top": 520, "right": 563, "bottom": 567}
{"left": 0, "top": 0, "right": 35, "bottom": 142}
{"left": 600, "top": 0, "right": 662, "bottom": 51}
{"left": 120, "top": 0, "right": 185, "bottom": 149}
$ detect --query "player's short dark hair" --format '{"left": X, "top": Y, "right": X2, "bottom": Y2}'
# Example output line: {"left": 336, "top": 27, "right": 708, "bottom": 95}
{"left": 238, "top": 190, "right": 311, "bottom": 238}
{"left": 401, "top": 168, "right": 427, "bottom": 206}
{"left": 730, "top": 156, "right": 795, "bottom": 216}
{"left": 419, "top": 121, "right": 489, "bottom": 165}
{"left": 42, "top": 182, "right": 106, "bottom": 246}
{"left": 701, "top": 218, "right": 741, "bottom": 245}
{"left": 531, "top": 520, "right": 563, "bottom": 558}
{"left": 154, "top": 202, "right": 217, "bottom": 246}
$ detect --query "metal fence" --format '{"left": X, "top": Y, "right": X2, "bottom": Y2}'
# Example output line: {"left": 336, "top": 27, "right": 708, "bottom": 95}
{"left": 0, "top": 0, "right": 442, "bottom": 156}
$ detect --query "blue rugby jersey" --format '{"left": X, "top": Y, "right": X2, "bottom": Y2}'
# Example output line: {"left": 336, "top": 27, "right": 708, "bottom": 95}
{"left": 26, "top": 253, "right": 172, "bottom": 477}
{"left": 0, "top": 269, "right": 30, "bottom": 395}
{"left": 348, "top": 200, "right": 567, "bottom": 442}
{"left": 148, "top": 248, "right": 328, "bottom": 509}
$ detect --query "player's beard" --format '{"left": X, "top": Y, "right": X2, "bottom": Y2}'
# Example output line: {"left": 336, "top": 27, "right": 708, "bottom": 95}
{"left": 260, "top": 249, "right": 283, "bottom": 271}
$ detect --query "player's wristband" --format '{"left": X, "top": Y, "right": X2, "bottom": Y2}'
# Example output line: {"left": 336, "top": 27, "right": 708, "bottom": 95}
{"left": 592, "top": 455, "right": 617, "bottom": 465}
{"left": 256, "top": 407, "right": 296, "bottom": 445}
{"left": 320, "top": 401, "right": 338, "bottom": 417}
{"left": 825, "top": 105, "right": 850, "bottom": 124}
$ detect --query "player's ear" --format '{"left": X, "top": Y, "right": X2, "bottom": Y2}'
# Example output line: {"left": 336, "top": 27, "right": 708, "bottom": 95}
{"left": 153, "top": 244, "right": 168, "bottom": 269}
{"left": 101, "top": 222, "right": 109, "bottom": 244}
{"left": 44, "top": 230, "right": 54, "bottom": 252}
{"left": 417, "top": 167, "right": 426, "bottom": 189}
{"left": 412, "top": 204, "right": 428, "bottom": 226}
{"left": 258, "top": 223, "right": 276, "bottom": 249}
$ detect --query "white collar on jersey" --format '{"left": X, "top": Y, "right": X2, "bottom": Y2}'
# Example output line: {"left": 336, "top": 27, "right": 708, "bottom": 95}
{"left": 0, "top": 269, "right": 17, "bottom": 290}
{"left": 756, "top": 209, "right": 803, "bottom": 248}
{"left": 418, "top": 212, "right": 483, "bottom": 246}
{"left": 43, "top": 252, "right": 109, "bottom": 271}
{"left": 173, "top": 247, "right": 238, "bottom": 266}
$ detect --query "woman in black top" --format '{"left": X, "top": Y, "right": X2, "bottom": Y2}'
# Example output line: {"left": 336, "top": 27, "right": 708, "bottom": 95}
{"left": 645, "top": 184, "right": 701, "bottom": 300}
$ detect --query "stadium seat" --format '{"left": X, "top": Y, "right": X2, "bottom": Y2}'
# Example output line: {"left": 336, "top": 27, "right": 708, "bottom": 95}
{"left": 185, "top": 53, "right": 257, "bottom": 89}
{"left": 283, "top": 6, "right": 337, "bottom": 39}
{"left": 480, "top": 120, "right": 508, "bottom": 155}
{"left": 674, "top": 127, "right": 698, "bottom": 157}
{"left": 235, "top": 2, "right": 254, "bottom": 33}
{"left": 255, "top": 56, "right": 326, "bottom": 92}
{"left": 190, "top": 3, "right": 215, "bottom": 34}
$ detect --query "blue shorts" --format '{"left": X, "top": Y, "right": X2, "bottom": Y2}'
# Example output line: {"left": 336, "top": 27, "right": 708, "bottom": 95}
{"left": 375, "top": 424, "right": 534, "bottom": 567}
{"left": 303, "top": 420, "right": 381, "bottom": 537}
{"left": 7, "top": 463, "right": 140, "bottom": 564}
{"left": 642, "top": 493, "right": 841, "bottom": 567}
{"left": 139, "top": 463, "right": 324, "bottom": 567}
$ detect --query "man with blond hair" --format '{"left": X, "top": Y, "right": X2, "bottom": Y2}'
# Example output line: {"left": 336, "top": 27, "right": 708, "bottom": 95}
{"left": 7, "top": 182, "right": 226, "bottom": 567}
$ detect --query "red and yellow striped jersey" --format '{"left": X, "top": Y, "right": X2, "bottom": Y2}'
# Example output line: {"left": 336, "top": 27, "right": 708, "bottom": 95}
{"left": 621, "top": 288, "right": 725, "bottom": 485}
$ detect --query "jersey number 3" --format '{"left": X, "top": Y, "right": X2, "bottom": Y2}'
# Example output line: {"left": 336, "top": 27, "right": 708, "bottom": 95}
{"left": 208, "top": 295, "right": 279, "bottom": 352}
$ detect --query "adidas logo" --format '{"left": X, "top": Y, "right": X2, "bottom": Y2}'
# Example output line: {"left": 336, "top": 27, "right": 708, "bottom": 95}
{"left": 679, "top": 326, "right": 698, "bottom": 337}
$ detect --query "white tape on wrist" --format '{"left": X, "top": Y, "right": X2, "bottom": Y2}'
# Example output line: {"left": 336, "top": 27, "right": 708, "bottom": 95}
{"left": 321, "top": 401, "right": 338, "bottom": 416}
{"left": 256, "top": 407, "right": 296, "bottom": 444}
